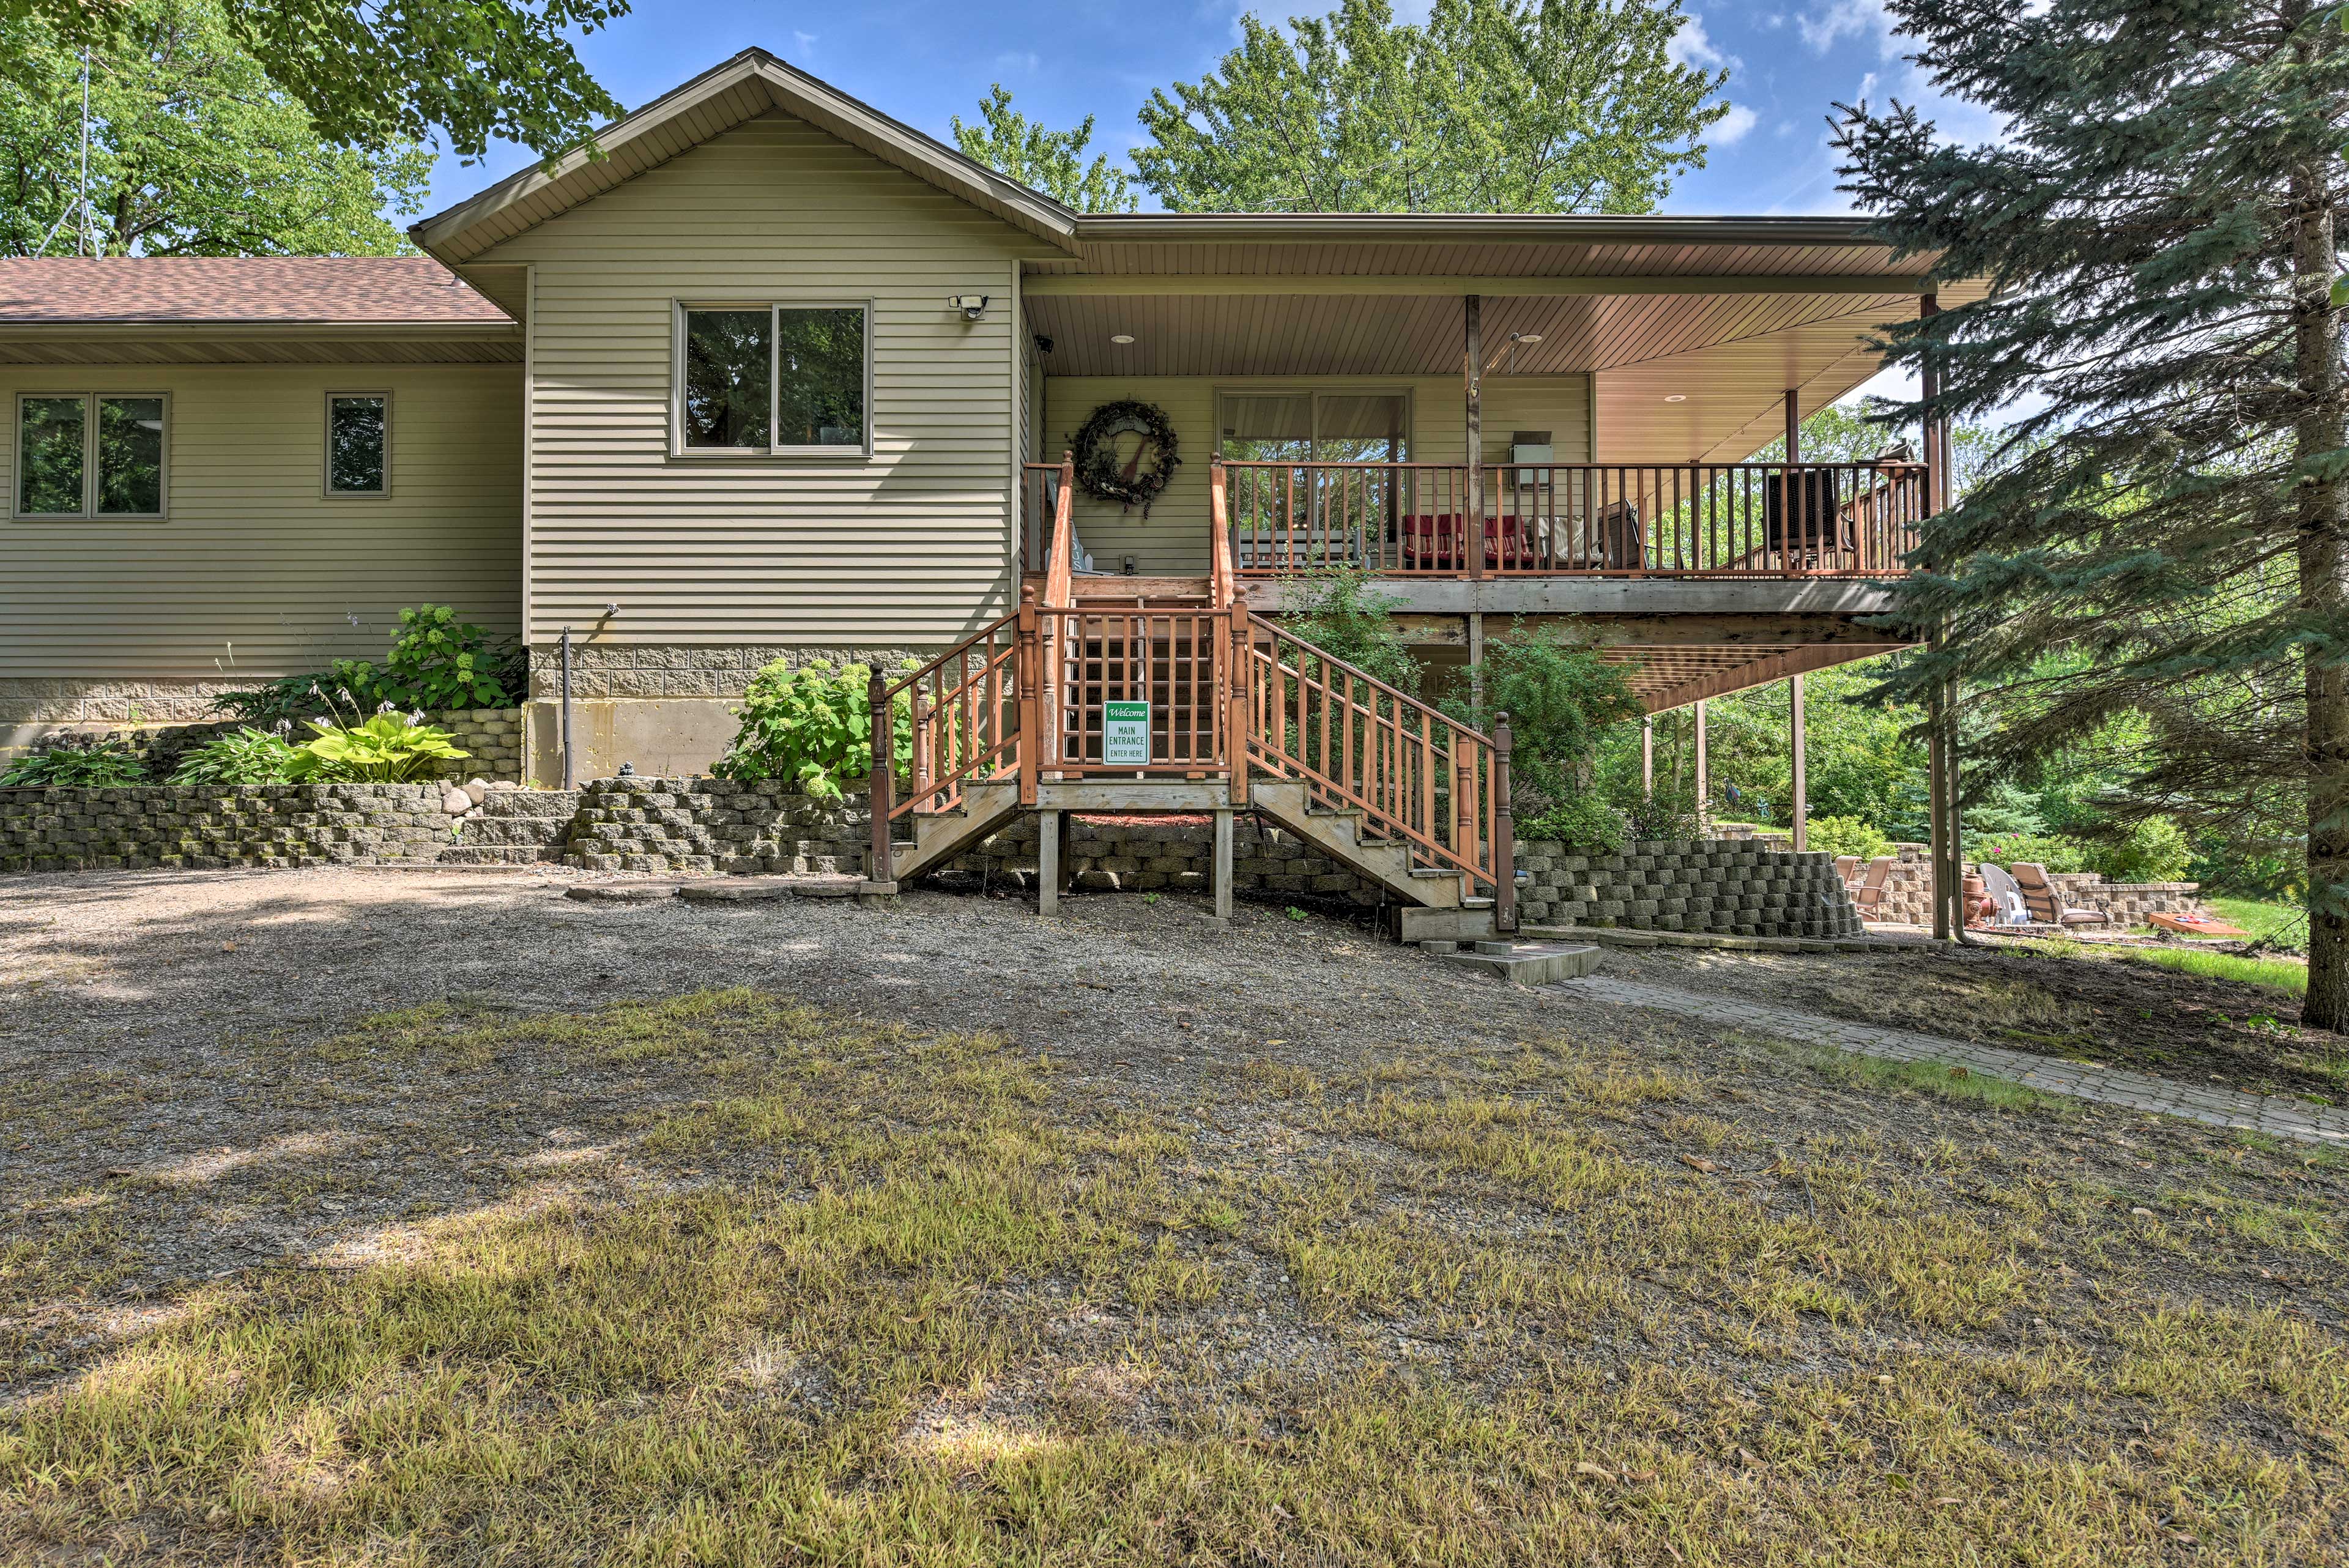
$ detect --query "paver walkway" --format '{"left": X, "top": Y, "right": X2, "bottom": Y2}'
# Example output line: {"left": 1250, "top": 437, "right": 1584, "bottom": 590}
{"left": 1559, "top": 975, "right": 2349, "bottom": 1146}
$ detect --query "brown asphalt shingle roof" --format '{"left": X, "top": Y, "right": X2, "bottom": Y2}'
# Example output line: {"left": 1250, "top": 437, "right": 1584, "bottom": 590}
{"left": 0, "top": 256, "right": 515, "bottom": 326}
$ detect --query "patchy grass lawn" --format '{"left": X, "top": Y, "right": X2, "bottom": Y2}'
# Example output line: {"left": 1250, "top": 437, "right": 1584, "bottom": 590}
{"left": 1624, "top": 938, "right": 2349, "bottom": 1103}
{"left": 6, "top": 983, "right": 2347, "bottom": 1564}
{"left": 2104, "top": 940, "right": 2310, "bottom": 998}
{"left": 2206, "top": 898, "right": 2312, "bottom": 953}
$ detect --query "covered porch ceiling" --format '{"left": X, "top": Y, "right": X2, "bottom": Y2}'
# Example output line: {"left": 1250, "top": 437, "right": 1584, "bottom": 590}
{"left": 1023, "top": 226, "right": 1983, "bottom": 467}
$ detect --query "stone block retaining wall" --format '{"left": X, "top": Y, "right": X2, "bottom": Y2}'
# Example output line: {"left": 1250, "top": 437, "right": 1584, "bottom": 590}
{"left": 1, "top": 784, "right": 458, "bottom": 871}
{"left": 561, "top": 778, "right": 870, "bottom": 875}
{"left": 1866, "top": 847, "right": 2199, "bottom": 927}
{"left": 1516, "top": 838, "right": 1863, "bottom": 939}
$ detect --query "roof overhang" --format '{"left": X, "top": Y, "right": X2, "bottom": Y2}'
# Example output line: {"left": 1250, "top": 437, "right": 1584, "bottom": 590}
{"left": 0, "top": 319, "right": 524, "bottom": 366}
{"left": 410, "top": 48, "right": 1083, "bottom": 266}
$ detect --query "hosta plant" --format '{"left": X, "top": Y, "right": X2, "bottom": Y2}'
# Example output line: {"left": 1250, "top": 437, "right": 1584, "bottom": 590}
{"left": 286, "top": 712, "right": 469, "bottom": 783}
{"left": 0, "top": 737, "right": 150, "bottom": 787}
{"left": 169, "top": 727, "right": 300, "bottom": 786}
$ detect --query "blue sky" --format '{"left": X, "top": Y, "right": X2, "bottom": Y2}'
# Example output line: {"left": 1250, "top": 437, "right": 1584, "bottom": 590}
{"left": 412, "top": 1, "right": 1991, "bottom": 223}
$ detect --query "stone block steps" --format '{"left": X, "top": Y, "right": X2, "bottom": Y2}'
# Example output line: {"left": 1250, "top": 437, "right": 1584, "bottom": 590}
{"left": 1423, "top": 938, "right": 1602, "bottom": 983}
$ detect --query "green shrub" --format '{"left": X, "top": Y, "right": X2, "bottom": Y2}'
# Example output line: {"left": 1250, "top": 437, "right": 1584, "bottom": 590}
{"left": 1444, "top": 620, "right": 1642, "bottom": 807}
{"left": 1973, "top": 831, "right": 2090, "bottom": 873}
{"left": 1277, "top": 567, "right": 1422, "bottom": 691}
{"left": 712, "top": 659, "right": 913, "bottom": 800}
{"left": 1518, "top": 793, "right": 1625, "bottom": 851}
{"left": 169, "top": 727, "right": 300, "bottom": 786}
{"left": 0, "top": 737, "right": 150, "bottom": 787}
{"left": 2083, "top": 816, "right": 2194, "bottom": 884}
{"left": 211, "top": 604, "right": 518, "bottom": 725}
{"left": 1806, "top": 814, "right": 1894, "bottom": 861}
{"left": 1620, "top": 780, "right": 1703, "bottom": 842}
{"left": 286, "top": 712, "right": 469, "bottom": 783}
{"left": 349, "top": 604, "right": 516, "bottom": 712}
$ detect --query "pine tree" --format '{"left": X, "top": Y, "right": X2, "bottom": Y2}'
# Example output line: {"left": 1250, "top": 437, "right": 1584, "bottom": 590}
{"left": 1835, "top": 0, "right": 2349, "bottom": 1031}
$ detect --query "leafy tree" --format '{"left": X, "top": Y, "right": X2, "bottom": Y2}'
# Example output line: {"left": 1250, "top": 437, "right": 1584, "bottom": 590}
{"left": 6, "top": 0, "right": 626, "bottom": 163}
{"left": 0, "top": 0, "right": 429, "bottom": 255}
{"left": 1134, "top": 0, "right": 1727, "bottom": 213}
{"left": 952, "top": 85, "right": 1137, "bottom": 213}
{"left": 1835, "top": 0, "right": 2349, "bottom": 1030}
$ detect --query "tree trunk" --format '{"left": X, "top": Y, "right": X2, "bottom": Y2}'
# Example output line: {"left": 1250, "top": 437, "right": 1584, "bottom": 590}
{"left": 2293, "top": 152, "right": 2348, "bottom": 1033}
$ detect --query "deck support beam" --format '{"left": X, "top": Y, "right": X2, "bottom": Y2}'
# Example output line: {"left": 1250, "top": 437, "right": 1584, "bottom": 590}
{"left": 1212, "top": 807, "right": 1235, "bottom": 920}
{"left": 1037, "top": 808, "right": 1062, "bottom": 915}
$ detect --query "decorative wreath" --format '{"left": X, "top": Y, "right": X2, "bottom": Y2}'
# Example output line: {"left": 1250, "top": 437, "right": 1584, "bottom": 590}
{"left": 1072, "top": 399, "right": 1181, "bottom": 518}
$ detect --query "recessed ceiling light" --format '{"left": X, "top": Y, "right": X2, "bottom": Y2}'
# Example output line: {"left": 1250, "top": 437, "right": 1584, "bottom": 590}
{"left": 1664, "top": 394, "right": 1687, "bottom": 403}
{"left": 1110, "top": 333, "right": 1135, "bottom": 344}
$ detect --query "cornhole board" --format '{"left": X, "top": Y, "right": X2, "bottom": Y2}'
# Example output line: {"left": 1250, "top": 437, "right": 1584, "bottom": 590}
{"left": 2147, "top": 912, "right": 2249, "bottom": 939}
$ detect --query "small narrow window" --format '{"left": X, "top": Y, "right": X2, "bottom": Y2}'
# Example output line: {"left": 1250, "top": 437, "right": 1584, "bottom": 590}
{"left": 17, "top": 396, "right": 86, "bottom": 515}
{"left": 15, "top": 393, "right": 168, "bottom": 519}
{"left": 681, "top": 309, "right": 772, "bottom": 448}
{"left": 775, "top": 306, "right": 865, "bottom": 448}
{"left": 327, "top": 394, "right": 388, "bottom": 495}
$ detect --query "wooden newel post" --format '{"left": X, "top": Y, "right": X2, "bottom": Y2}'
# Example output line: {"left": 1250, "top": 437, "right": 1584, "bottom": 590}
{"left": 1493, "top": 712, "right": 1516, "bottom": 934}
{"left": 1017, "top": 584, "right": 1041, "bottom": 806}
{"left": 866, "top": 669, "right": 893, "bottom": 885}
{"left": 1227, "top": 601, "right": 1251, "bottom": 806}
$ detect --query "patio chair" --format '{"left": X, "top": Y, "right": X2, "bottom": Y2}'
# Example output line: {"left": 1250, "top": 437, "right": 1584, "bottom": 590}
{"left": 2009, "top": 862, "right": 2112, "bottom": 927}
{"left": 1846, "top": 855, "right": 1895, "bottom": 918}
{"left": 1833, "top": 855, "right": 1860, "bottom": 886}
{"left": 1976, "top": 863, "right": 2033, "bottom": 927}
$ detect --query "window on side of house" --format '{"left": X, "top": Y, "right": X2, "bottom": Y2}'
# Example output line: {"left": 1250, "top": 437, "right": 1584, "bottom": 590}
{"left": 15, "top": 393, "right": 168, "bottom": 519}
{"left": 326, "top": 394, "right": 390, "bottom": 496}
{"left": 677, "top": 303, "right": 869, "bottom": 455}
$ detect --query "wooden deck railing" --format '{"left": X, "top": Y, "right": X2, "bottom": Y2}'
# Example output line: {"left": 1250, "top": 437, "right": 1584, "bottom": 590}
{"left": 1236, "top": 611, "right": 1508, "bottom": 901}
{"left": 1219, "top": 459, "right": 1926, "bottom": 579}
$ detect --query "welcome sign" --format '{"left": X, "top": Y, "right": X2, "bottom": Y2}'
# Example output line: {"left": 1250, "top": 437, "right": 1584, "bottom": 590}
{"left": 1102, "top": 700, "right": 1151, "bottom": 766}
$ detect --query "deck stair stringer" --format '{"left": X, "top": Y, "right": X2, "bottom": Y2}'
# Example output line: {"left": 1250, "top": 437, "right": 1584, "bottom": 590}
{"left": 886, "top": 779, "right": 1025, "bottom": 886}
{"left": 1245, "top": 778, "right": 1466, "bottom": 910}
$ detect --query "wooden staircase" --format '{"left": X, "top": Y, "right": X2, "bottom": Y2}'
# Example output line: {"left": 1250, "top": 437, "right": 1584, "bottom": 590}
{"left": 867, "top": 454, "right": 1517, "bottom": 937}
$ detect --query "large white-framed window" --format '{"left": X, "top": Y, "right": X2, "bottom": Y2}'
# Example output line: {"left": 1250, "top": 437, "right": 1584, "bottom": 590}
{"left": 324, "top": 391, "right": 392, "bottom": 498}
{"left": 13, "top": 392, "right": 169, "bottom": 521}
{"left": 673, "top": 300, "right": 871, "bottom": 458}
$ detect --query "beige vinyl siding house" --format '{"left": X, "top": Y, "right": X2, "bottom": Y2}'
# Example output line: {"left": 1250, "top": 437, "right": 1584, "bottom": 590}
{"left": 1040, "top": 374, "right": 1593, "bottom": 575}
{"left": 472, "top": 111, "right": 1038, "bottom": 661}
{"left": 0, "top": 362, "right": 521, "bottom": 719}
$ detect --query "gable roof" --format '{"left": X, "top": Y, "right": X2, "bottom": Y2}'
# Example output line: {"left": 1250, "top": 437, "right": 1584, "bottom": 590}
{"left": 0, "top": 256, "right": 513, "bottom": 326}
{"left": 410, "top": 48, "right": 1083, "bottom": 265}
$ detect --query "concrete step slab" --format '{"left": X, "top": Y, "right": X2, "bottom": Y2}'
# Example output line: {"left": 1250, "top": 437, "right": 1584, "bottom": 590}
{"left": 1440, "top": 942, "right": 1602, "bottom": 984}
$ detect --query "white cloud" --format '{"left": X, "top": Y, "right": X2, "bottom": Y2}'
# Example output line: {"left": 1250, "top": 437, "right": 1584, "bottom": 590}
{"left": 1669, "top": 12, "right": 1739, "bottom": 73}
{"left": 1797, "top": 0, "right": 1899, "bottom": 59}
{"left": 1714, "top": 103, "right": 1759, "bottom": 144}
{"left": 792, "top": 30, "right": 817, "bottom": 56}
{"left": 993, "top": 50, "right": 1041, "bottom": 75}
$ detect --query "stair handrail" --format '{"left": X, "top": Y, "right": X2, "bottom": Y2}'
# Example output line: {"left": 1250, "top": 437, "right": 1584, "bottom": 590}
{"left": 870, "top": 608, "right": 1026, "bottom": 838}
{"left": 1240, "top": 618, "right": 1512, "bottom": 905}
{"left": 1208, "top": 457, "right": 1237, "bottom": 610}
{"left": 1041, "top": 448, "right": 1078, "bottom": 611}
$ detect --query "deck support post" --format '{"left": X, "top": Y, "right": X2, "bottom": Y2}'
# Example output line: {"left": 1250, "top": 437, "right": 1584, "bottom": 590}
{"left": 867, "top": 669, "right": 892, "bottom": 883}
{"left": 1784, "top": 388, "right": 1800, "bottom": 574}
{"left": 1789, "top": 672, "right": 1807, "bottom": 853}
{"left": 1641, "top": 715, "right": 1655, "bottom": 791}
{"left": 1212, "top": 807, "right": 1234, "bottom": 920}
{"left": 1466, "top": 611, "right": 1486, "bottom": 710}
{"left": 1693, "top": 699, "right": 1709, "bottom": 830}
{"left": 1918, "top": 291, "right": 1961, "bottom": 942}
{"left": 1464, "top": 293, "right": 1484, "bottom": 581}
{"left": 1037, "top": 808, "right": 1062, "bottom": 915}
